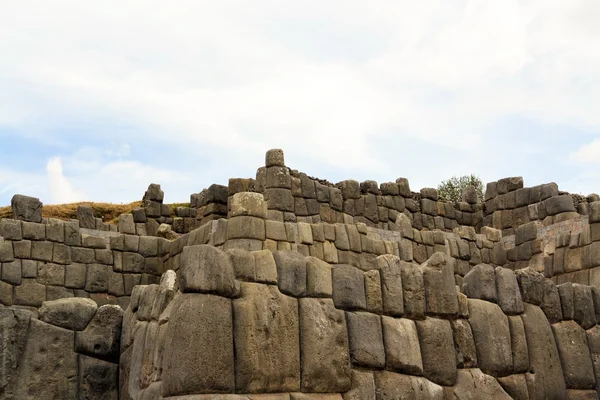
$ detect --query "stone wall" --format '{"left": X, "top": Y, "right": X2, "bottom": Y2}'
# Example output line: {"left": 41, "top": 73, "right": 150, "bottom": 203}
{"left": 4, "top": 148, "right": 600, "bottom": 398}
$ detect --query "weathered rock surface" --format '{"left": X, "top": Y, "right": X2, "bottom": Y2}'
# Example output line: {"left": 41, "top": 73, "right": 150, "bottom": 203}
{"left": 38, "top": 297, "right": 98, "bottom": 331}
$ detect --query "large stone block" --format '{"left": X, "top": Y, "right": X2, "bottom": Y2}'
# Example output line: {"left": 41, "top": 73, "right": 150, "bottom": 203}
{"left": 586, "top": 325, "right": 600, "bottom": 394}
{"left": 78, "top": 354, "right": 118, "bottom": 400}
{"left": 162, "top": 294, "right": 235, "bottom": 396}
{"left": 451, "top": 319, "right": 477, "bottom": 368}
{"left": 421, "top": 252, "right": 458, "bottom": 316}
{"left": 305, "top": 256, "right": 332, "bottom": 297}
{"left": 85, "top": 263, "right": 109, "bottom": 293}
{"left": 374, "top": 371, "right": 444, "bottom": 400}
{"left": 76, "top": 304, "right": 123, "bottom": 363}
{"left": 521, "top": 303, "right": 567, "bottom": 399}
{"left": 462, "top": 264, "right": 497, "bottom": 302}
{"left": 449, "top": 369, "right": 512, "bottom": 399}
{"left": 332, "top": 265, "right": 366, "bottom": 310}
{"left": 495, "top": 267, "right": 524, "bottom": 315}
{"left": 552, "top": 320, "right": 595, "bottom": 389}
{"left": 39, "top": 297, "right": 98, "bottom": 331}
{"left": 264, "top": 188, "right": 294, "bottom": 212}
{"left": 14, "top": 319, "right": 77, "bottom": 399}
{"left": 468, "top": 299, "right": 512, "bottom": 376}
{"left": 346, "top": 311, "right": 385, "bottom": 369}
{"left": 400, "top": 261, "right": 425, "bottom": 319}
{"left": 227, "top": 216, "right": 266, "bottom": 240}
{"left": 273, "top": 250, "right": 307, "bottom": 297}
{"left": 179, "top": 245, "right": 236, "bottom": 297}
{"left": 508, "top": 316, "right": 529, "bottom": 373}
{"left": 382, "top": 317, "right": 423, "bottom": 375}
{"left": 573, "top": 284, "right": 596, "bottom": 330}
{"left": 415, "top": 317, "right": 457, "bottom": 386}
{"left": 229, "top": 192, "right": 267, "bottom": 218}
{"left": 376, "top": 255, "right": 404, "bottom": 316}
{"left": 515, "top": 267, "right": 544, "bottom": 305}
{"left": 233, "top": 283, "right": 300, "bottom": 393}
{"left": 342, "top": 370, "right": 375, "bottom": 400}
{"left": 299, "top": 298, "right": 351, "bottom": 392}
{"left": 11, "top": 194, "right": 42, "bottom": 222}
{"left": 544, "top": 195, "right": 576, "bottom": 216}
{"left": 14, "top": 278, "right": 46, "bottom": 306}
{"left": 0, "top": 307, "right": 33, "bottom": 396}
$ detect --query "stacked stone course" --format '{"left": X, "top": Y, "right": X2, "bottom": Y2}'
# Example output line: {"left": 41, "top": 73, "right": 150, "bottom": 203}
{"left": 4, "top": 148, "right": 600, "bottom": 398}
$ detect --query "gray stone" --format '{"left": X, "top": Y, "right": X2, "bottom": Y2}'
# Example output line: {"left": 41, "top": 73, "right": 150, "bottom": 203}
{"left": 495, "top": 267, "right": 524, "bottom": 315}
{"left": 415, "top": 317, "right": 457, "bottom": 386}
{"left": 179, "top": 245, "right": 236, "bottom": 296}
{"left": 305, "top": 256, "right": 332, "bottom": 297}
{"left": 11, "top": 194, "right": 42, "bottom": 223}
{"left": 143, "top": 183, "right": 164, "bottom": 203}
{"left": 265, "top": 148, "right": 285, "bottom": 167}
{"left": 346, "top": 311, "right": 385, "bottom": 368}
{"left": 468, "top": 299, "right": 512, "bottom": 376}
{"left": 14, "top": 278, "right": 46, "bottom": 306}
{"left": 541, "top": 278, "right": 563, "bottom": 324}
{"left": 515, "top": 267, "right": 544, "bottom": 305}
{"left": 421, "top": 252, "right": 458, "bottom": 316}
{"left": 233, "top": 283, "right": 299, "bottom": 393}
{"left": 364, "top": 269, "right": 383, "bottom": 314}
{"left": 31, "top": 240, "right": 53, "bottom": 262}
{"left": 1, "top": 260, "right": 21, "bottom": 285}
{"left": 37, "top": 262, "right": 65, "bottom": 286}
{"left": 400, "top": 261, "right": 425, "bottom": 319}
{"left": 0, "top": 307, "right": 33, "bottom": 396}
{"left": 123, "top": 252, "right": 144, "bottom": 273}
{"left": 0, "top": 219, "right": 22, "bottom": 240}
{"left": 586, "top": 325, "right": 600, "bottom": 394}
{"left": 299, "top": 298, "right": 351, "bottom": 392}
{"left": 273, "top": 250, "right": 307, "bottom": 297}
{"left": 508, "top": 316, "right": 529, "bottom": 373}
{"left": 552, "top": 320, "right": 595, "bottom": 389}
{"left": 342, "top": 370, "right": 375, "bottom": 400}
{"left": 78, "top": 354, "right": 118, "bottom": 400}
{"left": 76, "top": 304, "right": 124, "bottom": 362}
{"left": 497, "top": 374, "right": 529, "bottom": 400}
{"left": 382, "top": 317, "right": 423, "bottom": 375}
{"left": 85, "top": 263, "right": 109, "bottom": 292}
{"left": 229, "top": 192, "right": 267, "bottom": 218}
{"left": 65, "top": 263, "right": 87, "bottom": 289}
{"left": 332, "top": 265, "right": 366, "bottom": 310}
{"left": 78, "top": 205, "right": 96, "bottom": 229}
{"left": 22, "top": 221, "right": 45, "bottom": 240}
{"left": 449, "top": 368, "right": 512, "bottom": 400}
{"left": 559, "top": 282, "right": 575, "bottom": 320}
{"left": 544, "top": 195, "right": 576, "bottom": 216}
{"left": 520, "top": 303, "right": 567, "bottom": 399}
{"left": 462, "top": 264, "right": 497, "bottom": 302}
{"left": 573, "top": 284, "right": 596, "bottom": 330}
{"left": 374, "top": 371, "right": 444, "bottom": 400}
{"left": 0, "top": 240, "right": 14, "bottom": 263}
{"left": 376, "top": 255, "right": 404, "bottom": 316}
{"left": 39, "top": 297, "right": 98, "bottom": 330}
{"left": 13, "top": 319, "right": 77, "bottom": 399}
{"left": 451, "top": 319, "right": 477, "bottom": 368}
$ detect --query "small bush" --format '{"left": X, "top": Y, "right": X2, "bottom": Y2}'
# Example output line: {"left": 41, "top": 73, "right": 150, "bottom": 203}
{"left": 437, "top": 175, "right": 484, "bottom": 203}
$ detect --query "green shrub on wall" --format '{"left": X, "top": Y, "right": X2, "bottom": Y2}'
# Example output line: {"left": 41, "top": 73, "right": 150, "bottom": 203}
{"left": 437, "top": 175, "right": 484, "bottom": 203}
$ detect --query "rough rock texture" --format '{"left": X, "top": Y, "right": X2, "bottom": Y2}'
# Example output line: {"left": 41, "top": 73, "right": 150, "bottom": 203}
{"left": 162, "top": 294, "right": 235, "bottom": 396}
{"left": 38, "top": 297, "right": 98, "bottom": 330}
{"left": 233, "top": 283, "right": 300, "bottom": 393}
{"left": 521, "top": 303, "right": 567, "bottom": 399}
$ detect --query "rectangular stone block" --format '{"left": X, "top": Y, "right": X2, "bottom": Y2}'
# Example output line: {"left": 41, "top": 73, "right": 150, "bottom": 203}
{"left": 299, "top": 298, "right": 351, "bottom": 392}
{"left": 227, "top": 216, "right": 266, "bottom": 240}
{"left": 346, "top": 311, "right": 384, "bottom": 369}
{"left": 332, "top": 265, "right": 366, "bottom": 310}
{"left": 162, "top": 294, "right": 235, "bottom": 396}
{"left": 382, "top": 317, "right": 423, "bottom": 375}
{"left": 233, "top": 283, "right": 300, "bottom": 393}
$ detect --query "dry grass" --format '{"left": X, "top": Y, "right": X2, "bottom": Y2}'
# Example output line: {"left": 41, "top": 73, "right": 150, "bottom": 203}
{"left": 0, "top": 201, "right": 191, "bottom": 223}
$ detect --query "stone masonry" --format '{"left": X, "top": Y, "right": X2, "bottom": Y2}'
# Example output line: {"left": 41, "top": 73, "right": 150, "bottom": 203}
{"left": 2, "top": 149, "right": 600, "bottom": 398}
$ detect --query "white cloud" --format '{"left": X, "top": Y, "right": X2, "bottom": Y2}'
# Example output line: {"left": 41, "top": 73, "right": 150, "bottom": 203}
{"left": 1, "top": 0, "right": 600, "bottom": 200}
{"left": 46, "top": 157, "right": 87, "bottom": 203}
{"left": 570, "top": 139, "right": 600, "bottom": 165}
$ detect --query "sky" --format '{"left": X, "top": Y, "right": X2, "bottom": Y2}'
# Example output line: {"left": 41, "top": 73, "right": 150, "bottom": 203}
{"left": 1, "top": 1, "right": 600, "bottom": 206}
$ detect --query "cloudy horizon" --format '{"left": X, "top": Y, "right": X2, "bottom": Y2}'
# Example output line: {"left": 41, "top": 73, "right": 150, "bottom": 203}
{"left": 2, "top": 1, "right": 600, "bottom": 206}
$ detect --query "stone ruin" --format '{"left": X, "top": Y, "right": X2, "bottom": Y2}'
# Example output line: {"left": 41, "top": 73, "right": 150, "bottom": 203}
{"left": 3, "top": 149, "right": 600, "bottom": 399}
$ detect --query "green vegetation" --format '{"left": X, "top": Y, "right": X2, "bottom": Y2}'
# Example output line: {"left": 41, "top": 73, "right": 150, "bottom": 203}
{"left": 437, "top": 175, "right": 484, "bottom": 203}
